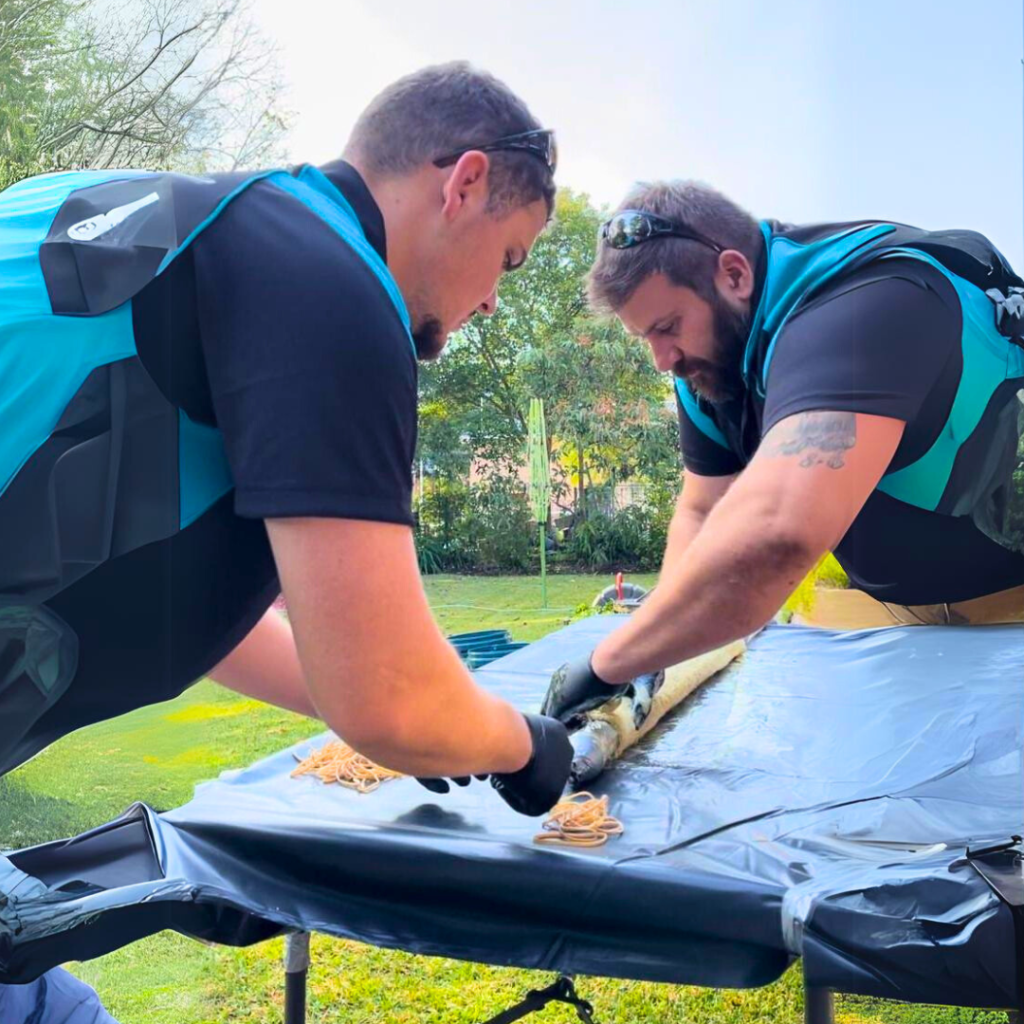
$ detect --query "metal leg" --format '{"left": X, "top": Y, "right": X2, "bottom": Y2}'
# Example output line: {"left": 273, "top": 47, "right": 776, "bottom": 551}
{"left": 284, "top": 931, "right": 311, "bottom": 1024}
{"left": 804, "top": 984, "right": 834, "bottom": 1024}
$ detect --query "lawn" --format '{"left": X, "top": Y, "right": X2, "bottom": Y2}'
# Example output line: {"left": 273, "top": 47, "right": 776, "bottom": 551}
{"left": 1, "top": 574, "right": 1010, "bottom": 1024}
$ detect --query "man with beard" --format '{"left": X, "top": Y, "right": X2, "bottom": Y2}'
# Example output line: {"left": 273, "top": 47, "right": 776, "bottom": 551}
{"left": 542, "top": 180, "right": 1024, "bottom": 724}
{"left": 0, "top": 62, "right": 573, "bottom": 816}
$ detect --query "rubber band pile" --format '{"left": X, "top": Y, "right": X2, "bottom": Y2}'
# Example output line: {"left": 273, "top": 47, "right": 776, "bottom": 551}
{"left": 291, "top": 743, "right": 624, "bottom": 847}
{"left": 291, "top": 741, "right": 403, "bottom": 793}
{"left": 534, "top": 792, "right": 624, "bottom": 848}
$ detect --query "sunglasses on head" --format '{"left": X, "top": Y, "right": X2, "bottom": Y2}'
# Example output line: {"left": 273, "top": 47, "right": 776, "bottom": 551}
{"left": 433, "top": 128, "right": 557, "bottom": 175}
{"left": 600, "top": 210, "right": 723, "bottom": 253}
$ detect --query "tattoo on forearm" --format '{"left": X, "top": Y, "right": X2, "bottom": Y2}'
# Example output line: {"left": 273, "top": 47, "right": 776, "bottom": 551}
{"left": 760, "top": 412, "right": 857, "bottom": 469}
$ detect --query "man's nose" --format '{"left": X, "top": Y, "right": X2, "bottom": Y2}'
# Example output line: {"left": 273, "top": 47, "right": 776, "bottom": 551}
{"left": 649, "top": 339, "right": 679, "bottom": 374}
{"left": 477, "top": 288, "right": 499, "bottom": 317}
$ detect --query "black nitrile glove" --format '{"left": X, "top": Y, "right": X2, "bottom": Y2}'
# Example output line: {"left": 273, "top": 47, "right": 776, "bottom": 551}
{"left": 489, "top": 713, "right": 573, "bottom": 817}
{"left": 415, "top": 775, "right": 473, "bottom": 795}
{"left": 540, "top": 653, "right": 629, "bottom": 725}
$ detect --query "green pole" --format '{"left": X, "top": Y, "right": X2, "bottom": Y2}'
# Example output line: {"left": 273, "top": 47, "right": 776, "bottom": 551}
{"left": 527, "top": 397, "right": 550, "bottom": 609}
{"left": 539, "top": 522, "right": 547, "bottom": 607}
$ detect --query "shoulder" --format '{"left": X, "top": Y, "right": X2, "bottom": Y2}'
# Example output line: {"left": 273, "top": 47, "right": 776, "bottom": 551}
{"left": 193, "top": 175, "right": 412, "bottom": 358}
{"left": 792, "top": 255, "right": 960, "bottom": 326}
{"left": 762, "top": 255, "right": 963, "bottom": 436}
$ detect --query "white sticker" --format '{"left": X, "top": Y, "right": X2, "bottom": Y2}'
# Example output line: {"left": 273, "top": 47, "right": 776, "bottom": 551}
{"left": 67, "top": 191, "right": 160, "bottom": 242}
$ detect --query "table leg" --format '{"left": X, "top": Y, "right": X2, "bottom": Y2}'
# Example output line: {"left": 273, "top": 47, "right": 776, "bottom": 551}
{"left": 804, "top": 984, "right": 834, "bottom": 1024}
{"left": 284, "top": 931, "right": 311, "bottom": 1024}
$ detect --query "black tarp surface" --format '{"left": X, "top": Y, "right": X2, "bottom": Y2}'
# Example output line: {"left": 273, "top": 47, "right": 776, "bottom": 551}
{"left": 2, "top": 620, "right": 1022, "bottom": 1008}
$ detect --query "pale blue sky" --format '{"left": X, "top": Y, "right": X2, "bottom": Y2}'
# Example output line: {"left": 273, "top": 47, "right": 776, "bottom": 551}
{"left": 252, "top": 0, "right": 1024, "bottom": 267}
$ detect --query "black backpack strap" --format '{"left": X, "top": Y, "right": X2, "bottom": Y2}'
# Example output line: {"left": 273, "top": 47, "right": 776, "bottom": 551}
{"left": 479, "top": 977, "right": 597, "bottom": 1024}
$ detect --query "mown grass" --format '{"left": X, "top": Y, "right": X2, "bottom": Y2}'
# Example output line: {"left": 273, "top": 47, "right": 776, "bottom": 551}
{"left": 2, "top": 574, "right": 1009, "bottom": 1023}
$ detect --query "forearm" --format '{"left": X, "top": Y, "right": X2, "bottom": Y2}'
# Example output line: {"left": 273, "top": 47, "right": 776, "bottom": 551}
{"left": 660, "top": 505, "right": 707, "bottom": 574}
{"left": 267, "top": 518, "right": 532, "bottom": 779}
{"left": 210, "top": 607, "right": 318, "bottom": 718}
{"left": 339, "top": 632, "right": 532, "bottom": 777}
{"left": 593, "top": 494, "right": 820, "bottom": 683}
{"left": 591, "top": 412, "right": 903, "bottom": 685}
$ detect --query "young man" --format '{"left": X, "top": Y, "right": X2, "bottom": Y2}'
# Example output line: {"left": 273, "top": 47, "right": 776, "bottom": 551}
{"left": 0, "top": 63, "right": 571, "bottom": 815}
{"left": 544, "top": 181, "right": 1024, "bottom": 722}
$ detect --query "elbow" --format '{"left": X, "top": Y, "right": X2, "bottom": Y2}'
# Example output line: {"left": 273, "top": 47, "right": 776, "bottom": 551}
{"left": 759, "top": 525, "right": 824, "bottom": 583}
{"left": 320, "top": 701, "right": 422, "bottom": 772}
{"left": 742, "top": 491, "right": 829, "bottom": 569}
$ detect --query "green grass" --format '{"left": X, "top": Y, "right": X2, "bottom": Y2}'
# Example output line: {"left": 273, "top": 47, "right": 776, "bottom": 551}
{"left": 425, "top": 571, "right": 658, "bottom": 641}
{"left": 2, "top": 574, "right": 1009, "bottom": 1023}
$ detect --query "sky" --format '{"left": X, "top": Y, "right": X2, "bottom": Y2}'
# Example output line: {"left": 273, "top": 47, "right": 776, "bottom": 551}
{"left": 250, "top": 0, "right": 1024, "bottom": 269}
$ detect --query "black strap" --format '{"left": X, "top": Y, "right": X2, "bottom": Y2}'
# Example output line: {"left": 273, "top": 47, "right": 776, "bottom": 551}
{"left": 479, "top": 976, "right": 597, "bottom": 1024}
{"left": 965, "top": 836, "right": 1024, "bottom": 1014}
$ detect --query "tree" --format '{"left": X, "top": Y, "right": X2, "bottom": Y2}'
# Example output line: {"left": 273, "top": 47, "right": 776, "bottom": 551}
{"left": 417, "top": 188, "right": 601, "bottom": 470}
{"left": 0, "top": 0, "right": 288, "bottom": 191}
{"left": 521, "top": 317, "right": 676, "bottom": 519}
{"left": 0, "top": 0, "right": 72, "bottom": 187}
{"left": 417, "top": 187, "right": 680, "bottom": 518}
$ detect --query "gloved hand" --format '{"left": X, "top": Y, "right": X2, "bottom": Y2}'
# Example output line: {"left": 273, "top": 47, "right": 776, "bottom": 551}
{"left": 540, "top": 653, "right": 628, "bottom": 725}
{"left": 415, "top": 775, "right": 474, "bottom": 795}
{"left": 490, "top": 713, "right": 572, "bottom": 817}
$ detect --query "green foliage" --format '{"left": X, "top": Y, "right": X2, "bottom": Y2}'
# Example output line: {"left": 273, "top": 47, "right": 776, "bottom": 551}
{"left": 414, "top": 533, "right": 447, "bottom": 576}
{"left": 418, "top": 190, "right": 601, "bottom": 466}
{"left": 564, "top": 503, "right": 668, "bottom": 571}
{"left": 416, "top": 475, "right": 535, "bottom": 573}
{"left": 416, "top": 472, "right": 676, "bottom": 575}
{"left": 0, "top": 0, "right": 74, "bottom": 190}
{"left": 780, "top": 571, "right": 818, "bottom": 622}
{"left": 1002, "top": 425, "right": 1024, "bottom": 553}
{"left": 417, "top": 190, "right": 681, "bottom": 516}
{"left": 815, "top": 553, "right": 850, "bottom": 588}
{"left": 415, "top": 480, "right": 476, "bottom": 573}
{"left": 522, "top": 316, "right": 676, "bottom": 515}
{"left": 0, "top": 0, "right": 289, "bottom": 192}
{"left": 780, "top": 553, "right": 851, "bottom": 621}
{"left": 560, "top": 480, "right": 675, "bottom": 572}
{"left": 471, "top": 475, "right": 535, "bottom": 572}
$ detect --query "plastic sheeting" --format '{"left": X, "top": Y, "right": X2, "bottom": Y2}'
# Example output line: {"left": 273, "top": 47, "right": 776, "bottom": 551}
{"left": 2, "top": 620, "right": 1023, "bottom": 1009}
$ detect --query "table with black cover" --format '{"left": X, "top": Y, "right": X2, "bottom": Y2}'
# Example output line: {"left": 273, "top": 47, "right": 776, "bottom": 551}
{"left": 2, "top": 619, "right": 1023, "bottom": 1021}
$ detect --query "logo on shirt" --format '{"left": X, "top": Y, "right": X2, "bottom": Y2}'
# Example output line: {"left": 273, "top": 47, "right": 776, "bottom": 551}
{"left": 67, "top": 192, "right": 160, "bottom": 242}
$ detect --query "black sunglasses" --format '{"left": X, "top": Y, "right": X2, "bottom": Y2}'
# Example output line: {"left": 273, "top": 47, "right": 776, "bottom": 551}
{"left": 433, "top": 129, "right": 557, "bottom": 175}
{"left": 600, "top": 210, "right": 723, "bottom": 253}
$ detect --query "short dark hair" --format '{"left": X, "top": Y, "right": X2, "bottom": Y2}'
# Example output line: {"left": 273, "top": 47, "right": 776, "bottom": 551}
{"left": 346, "top": 61, "right": 555, "bottom": 218}
{"left": 587, "top": 181, "right": 763, "bottom": 313}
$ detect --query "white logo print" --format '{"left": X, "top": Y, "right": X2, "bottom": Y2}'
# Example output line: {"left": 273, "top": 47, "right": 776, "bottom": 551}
{"left": 67, "top": 191, "right": 160, "bottom": 242}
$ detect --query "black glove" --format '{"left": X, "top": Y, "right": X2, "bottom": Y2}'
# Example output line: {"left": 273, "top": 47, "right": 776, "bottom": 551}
{"left": 489, "top": 713, "right": 572, "bottom": 817}
{"left": 540, "top": 653, "right": 628, "bottom": 725}
{"left": 416, "top": 775, "right": 473, "bottom": 794}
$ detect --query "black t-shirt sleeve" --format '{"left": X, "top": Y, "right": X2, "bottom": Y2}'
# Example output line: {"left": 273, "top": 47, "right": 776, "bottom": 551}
{"left": 192, "top": 181, "right": 417, "bottom": 526}
{"left": 676, "top": 388, "right": 743, "bottom": 476}
{"left": 761, "top": 259, "right": 962, "bottom": 455}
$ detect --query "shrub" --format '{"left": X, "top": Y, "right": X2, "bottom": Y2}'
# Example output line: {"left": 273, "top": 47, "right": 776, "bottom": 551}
{"left": 415, "top": 475, "right": 535, "bottom": 573}
{"left": 565, "top": 502, "right": 669, "bottom": 572}
{"left": 814, "top": 553, "right": 849, "bottom": 588}
{"left": 471, "top": 477, "right": 535, "bottom": 572}
{"left": 415, "top": 480, "right": 475, "bottom": 573}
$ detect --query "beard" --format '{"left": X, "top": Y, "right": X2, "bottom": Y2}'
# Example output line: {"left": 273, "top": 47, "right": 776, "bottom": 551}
{"left": 673, "top": 296, "right": 750, "bottom": 404}
{"left": 412, "top": 316, "right": 447, "bottom": 361}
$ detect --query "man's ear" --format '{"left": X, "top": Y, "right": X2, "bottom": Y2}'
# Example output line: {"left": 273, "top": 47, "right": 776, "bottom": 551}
{"left": 440, "top": 150, "right": 491, "bottom": 222}
{"left": 715, "top": 250, "right": 755, "bottom": 302}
